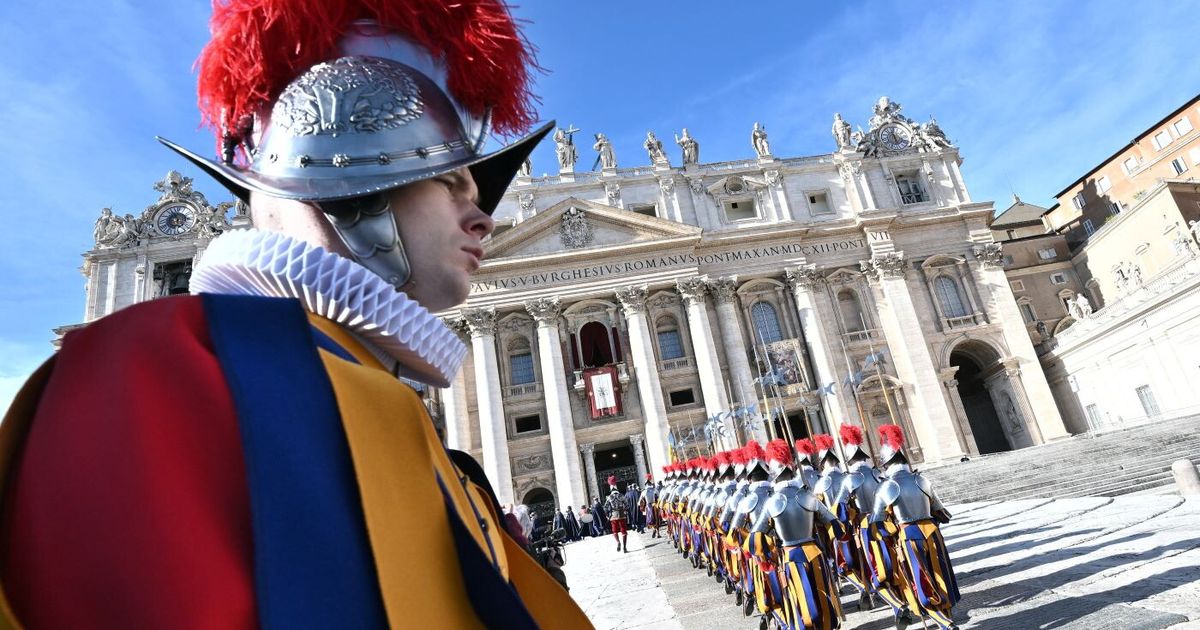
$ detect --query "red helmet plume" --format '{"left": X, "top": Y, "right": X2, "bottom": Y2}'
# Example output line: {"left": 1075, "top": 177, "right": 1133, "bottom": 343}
{"left": 794, "top": 438, "right": 816, "bottom": 456}
{"left": 878, "top": 424, "right": 905, "bottom": 451}
{"left": 765, "top": 439, "right": 793, "bottom": 465}
{"left": 730, "top": 448, "right": 748, "bottom": 466}
{"left": 714, "top": 451, "right": 731, "bottom": 467}
{"left": 839, "top": 424, "right": 864, "bottom": 446}
{"left": 742, "top": 440, "right": 766, "bottom": 462}
{"left": 646, "top": 473, "right": 653, "bottom": 481}
{"left": 813, "top": 434, "right": 835, "bottom": 452}
{"left": 607, "top": 475, "right": 617, "bottom": 487}
{"left": 703, "top": 457, "right": 717, "bottom": 472}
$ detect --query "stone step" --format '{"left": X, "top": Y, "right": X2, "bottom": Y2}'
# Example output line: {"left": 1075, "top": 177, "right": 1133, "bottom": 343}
{"left": 947, "top": 452, "right": 1200, "bottom": 499}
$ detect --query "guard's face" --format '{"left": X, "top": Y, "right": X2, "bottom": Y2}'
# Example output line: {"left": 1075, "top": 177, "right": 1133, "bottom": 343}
{"left": 387, "top": 167, "right": 493, "bottom": 311}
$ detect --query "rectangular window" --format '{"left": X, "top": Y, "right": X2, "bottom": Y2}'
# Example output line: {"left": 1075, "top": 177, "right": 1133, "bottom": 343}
{"left": 807, "top": 191, "right": 832, "bottom": 214}
{"left": 153, "top": 260, "right": 192, "bottom": 297}
{"left": 1096, "top": 176, "right": 1112, "bottom": 194}
{"left": 895, "top": 175, "right": 927, "bottom": 204}
{"left": 1037, "top": 247, "right": 1057, "bottom": 260}
{"left": 723, "top": 199, "right": 757, "bottom": 221}
{"left": 1190, "top": 147, "right": 1200, "bottom": 167}
{"left": 1083, "top": 219, "right": 1096, "bottom": 236}
{"left": 629, "top": 203, "right": 657, "bottom": 217}
{"left": 1135, "top": 385, "right": 1160, "bottom": 417}
{"left": 514, "top": 414, "right": 542, "bottom": 434}
{"left": 1050, "top": 272, "right": 1067, "bottom": 285}
{"left": 509, "top": 352, "right": 536, "bottom": 385}
{"left": 668, "top": 389, "right": 696, "bottom": 406}
{"left": 656, "top": 329, "right": 684, "bottom": 360}
{"left": 1019, "top": 302, "right": 1036, "bottom": 323}
{"left": 1174, "top": 117, "right": 1194, "bottom": 136}
{"left": 1085, "top": 404, "right": 1102, "bottom": 426}
{"left": 1010, "top": 279, "right": 1025, "bottom": 291}
{"left": 1153, "top": 130, "right": 1173, "bottom": 150}
{"left": 1172, "top": 157, "right": 1188, "bottom": 175}
{"left": 1123, "top": 156, "right": 1139, "bottom": 174}
{"left": 1072, "top": 192, "right": 1086, "bottom": 209}
{"left": 1108, "top": 201, "right": 1122, "bottom": 216}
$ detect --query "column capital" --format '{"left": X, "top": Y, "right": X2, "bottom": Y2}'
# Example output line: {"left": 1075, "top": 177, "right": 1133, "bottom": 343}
{"left": 675, "top": 275, "right": 710, "bottom": 305}
{"left": 785, "top": 264, "right": 825, "bottom": 292}
{"left": 524, "top": 297, "right": 562, "bottom": 326}
{"left": 972, "top": 242, "right": 1005, "bottom": 269}
{"left": 628, "top": 433, "right": 644, "bottom": 446}
{"left": 860, "top": 252, "right": 907, "bottom": 282}
{"left": 443, "top": 316, "right": 471, "bottom": 341}
{"left": 460, "top": 306, "right": 497, "bottom": 337}
{"left": 708, "top": 275, "right": 740, "bottom": 304}
{"left": 615, "top": 285, "right": 649, "bottom": 315}
{"left": 579, "top": 442, "right": 596, "bottom": 455}
{"left": 1002, "top": 357, "right": 1022, "bottom": 377}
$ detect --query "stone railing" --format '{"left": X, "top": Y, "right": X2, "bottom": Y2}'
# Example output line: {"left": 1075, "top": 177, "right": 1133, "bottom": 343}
{"left": 503, "top": 383, "right": 542, "bottom": 397}
{"left": 943, "top": 313, "right": 986, "bottom": 330}
{"left": 659, "top": 356, "right": 694, "bottom": 372}
{"left": 842, "top": 328, "right": 882, "bottom": 344}
{"left": 1057, "top": 257, "right": 1200, "bottom": 344}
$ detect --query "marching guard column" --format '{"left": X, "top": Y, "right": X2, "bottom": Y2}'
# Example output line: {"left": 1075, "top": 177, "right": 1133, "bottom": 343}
{"left": 709, "top": 275, "right": 769, "bottom": 443}
{"left": 676, "top": 276, "right": 735, "bottom": 449}
{"left": 525, "top": 297, "right": 588, "bottom": 508}
{"left": 462, "top": 307, "right": 515, "bottom": 504}
{"left": 860, "top": 250, "right": 964, "bottom": 462}
{"left": 615, "top": 285, "right": 672, "bottom": 477}
{"left": 785, "top": 265, "right": 849, "bottom": 431}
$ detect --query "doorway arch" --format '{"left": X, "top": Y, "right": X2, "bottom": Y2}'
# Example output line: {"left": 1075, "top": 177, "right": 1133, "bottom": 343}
{"left": 949, "top": 341, "right": 1011, "bottom": 454}
{"left": 521, "top": 487, "right": 556, "bottom": 529}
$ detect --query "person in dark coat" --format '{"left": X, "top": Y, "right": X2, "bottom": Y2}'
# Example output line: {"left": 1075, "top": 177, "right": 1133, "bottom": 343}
{"left": 624, "top": 483, "right": 644, "bottom": 533}
{"left": 563, "top": 506, "right": 581, "bottom": 542}
{"left": 591, "top": 498, "right": 609, "bottom": 535}
{"left": 551, "top": 508, "right": 565, "bottom": 537}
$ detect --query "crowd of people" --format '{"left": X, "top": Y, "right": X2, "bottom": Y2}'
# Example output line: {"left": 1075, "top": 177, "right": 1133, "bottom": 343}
{"left": 647, "top": 425, "right": 960, "bottom": 630}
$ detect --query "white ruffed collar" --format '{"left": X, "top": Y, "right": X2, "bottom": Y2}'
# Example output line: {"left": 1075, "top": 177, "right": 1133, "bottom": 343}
{"left": 189, "top": 228, "right": 466, "bottom": 387}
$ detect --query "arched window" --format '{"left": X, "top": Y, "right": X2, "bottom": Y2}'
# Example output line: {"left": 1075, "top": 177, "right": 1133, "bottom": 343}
{"left": 751, "top": 301, "right": 784, "bottom": 344}
{"left": 934, "top": 276, "right": 967, "bottom": 318}
{"left": 655, "top": 316, "right": 685, "bottom": 360}
{"left": 837, "top": 289, "right": 865, "bottom": 332}
{"left": 507, "top": 336, "right": 536, "bottom": 385}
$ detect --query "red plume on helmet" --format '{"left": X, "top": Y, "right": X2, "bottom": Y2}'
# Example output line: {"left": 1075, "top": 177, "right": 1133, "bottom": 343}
{"left": 794, "top": 438, "right": 816, "bottom": 457}
{"left": 765, "top": 439, "right": 793, "bottom": 465}
{"left": 730, "top": 448, "right": 748, "bottom": 466}
{"left": 196, "top": 0, "right": 540, "bottom": 141}
{"left": 839, "top": 424, "right": 864, "bottom": 446}
{"left": 704, "top": 457, "right": 717, "bottom": 473}
{"left": 878, "top": 424, "right": 905, "bottom": 451}
{"left": 646, "top": 473, "right": 653, "bottom": 481}
{"left": 743, "top": 440, "right": 766, "bottom": 462}
{"left": 813, "top": 434, "right": 835, "bottom": 452}
{"left": 714, "top": 451, "right": 731, "bottom": 467}
{"left": 607, "top": 475, "right": 617, "bottom": 487}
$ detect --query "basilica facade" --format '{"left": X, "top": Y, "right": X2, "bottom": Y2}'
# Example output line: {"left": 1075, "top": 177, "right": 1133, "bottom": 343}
{"left": 70, "top": 98, "right": 1068, "bottom": 516}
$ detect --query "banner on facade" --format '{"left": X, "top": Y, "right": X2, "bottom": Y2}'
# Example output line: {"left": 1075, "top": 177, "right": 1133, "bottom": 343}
{"left": 585, "top": 367, "right": 622, "bottom": 420}
{"left": 763, "top": 339, "right": 807, "bottom": 389}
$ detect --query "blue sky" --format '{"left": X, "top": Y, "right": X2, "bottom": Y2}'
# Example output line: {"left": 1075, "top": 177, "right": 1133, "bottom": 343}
{"left": 1, "top": 0, "right": 1198, "bottom": 408}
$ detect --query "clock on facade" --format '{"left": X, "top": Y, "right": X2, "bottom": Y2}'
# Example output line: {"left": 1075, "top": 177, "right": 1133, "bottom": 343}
{"left": 877, "top": 123, "right": 912, "bottom": 151}
{"left": 155, "top": 203, "right": 197, "bottom": 236}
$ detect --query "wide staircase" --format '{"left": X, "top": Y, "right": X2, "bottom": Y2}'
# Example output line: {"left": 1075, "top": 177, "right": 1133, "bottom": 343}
{"left": 920, "top": 414, "right": 1200, "bottom": 503}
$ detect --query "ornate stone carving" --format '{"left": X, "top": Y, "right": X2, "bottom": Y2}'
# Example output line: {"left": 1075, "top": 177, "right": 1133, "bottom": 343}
{"left": 629, "top": 433, "right": 644, "bottom": 446}
{"left": 832, "top": 113, "right": 853, "bottom": 150}
{"left": 849, "top": 97, "right": 955, "bottom": 158}
{"left": 751, "top": 122, "right": 771, "bottom": 158}
{"left": 461, "top": 307, "right": 497, "bottom": 336}
{"left": 785, "top": 265, "right": 824, "bottom": 291}
{"left": 559, "top": 206, "right": 594, "bottom": 249}
{"left": 273, "top": 57, "right": 423, "bottom": 137}
{"left": 615, "top": 285, "right": 649, "bottom": 315}
{"left": 658, "top": 176, "right": 675, "bottom": 195}
{"left": 675, "top": 128, "right": 699, "bottom": 165}
{"left": 444, "top": 317, "right": 471, "bottom": 340}
{"left": 1002, "top": 358, "right": 1021, "bottom": 378}
{"left": 518, "top": 191, "right": 535, "bottom": 212}
{"left": 554, "top": 125, "right": 579, "bottom": 171}
{"left": 605, "top": 182, "right": 621, "bottom": 203}
{"left": 837, "top": 160, "right": 862, "bottom": 183}
{"left": 708, "top": 276, "right": 740, "bottom": 304}
{"left": 514, "top": 453, "right": 553, "bottom": 474}
{"left": 153, "top": 171, "right": 210, "bottom": 207}
{"left": 860, "top": 252, "right": 907, "bottom": 280}
{"left": 646, "top": 292, "right": 680, "bottom": 311}
{"left": 675, "top": 276, "right": 710, "bottom": 304}
{"left": 764, "top": 170, "right": 782, "bottom": 186}
{"left": 579, "top": 442, "right": 596, "bottom": 456}
{"left": 972, "top": 243, "right": 1004, "bottom": 268}
{"left": 594, "top": 132, "right": 617, "bottom": 169}
{"left": 687, "top": 178, "right": 705, "bottom": 194}
{"left": 525, "top": 297, "right": 562, "bottom": 325}
{"left": 498, "top": 315, "right": 533, "bottom": 334}
{"left": 644, "top": 131, "right": 668, "bottom": 166}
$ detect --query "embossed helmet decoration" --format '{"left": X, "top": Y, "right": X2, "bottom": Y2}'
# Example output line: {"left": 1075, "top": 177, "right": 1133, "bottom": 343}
{"left": 838, "top": 424, "right": 869, "bottom": 463}
{"left": 160, "top": 0, "right": 551, "bottom": 288}
{"left": 877, "top": 424, "right": 908, "bottom": 467}
{"left": 793, "top": 438, "right": 817, "bottom": 467}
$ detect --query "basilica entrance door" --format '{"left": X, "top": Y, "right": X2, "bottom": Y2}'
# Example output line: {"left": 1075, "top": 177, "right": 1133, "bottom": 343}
{"left": 950, "top": 351, "right": 1012, "bottom": 454}
{"left": 592, "top": 442, "right": 637, "bottom": 497}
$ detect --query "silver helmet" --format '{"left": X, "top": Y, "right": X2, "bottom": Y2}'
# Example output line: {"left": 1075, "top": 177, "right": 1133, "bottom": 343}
{"left": 877, "top": 424, "right": 908, "bottom": 467}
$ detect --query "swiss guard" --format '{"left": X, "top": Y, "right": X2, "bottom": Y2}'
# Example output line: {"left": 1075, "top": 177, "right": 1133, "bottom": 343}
{"left": 873, "top": 425, "right": 961, "bottom": 630}
{"left": 0, "top": 0, "right": 590, "bottom": 628}
{"left": 605, "top": 475, "right": 631, "bottom": 553}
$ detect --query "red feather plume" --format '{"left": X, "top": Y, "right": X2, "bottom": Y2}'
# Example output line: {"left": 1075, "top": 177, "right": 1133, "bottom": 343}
{"left": 839, "top": 424, "right": 864, "bottom": 446}
{"left": 714, "top": 451, "right": 730, "bottom": 467}
{"left": 730, "top": 448, "right": 748, "bottom": 466}
{"left": 703, "top": 457, "right": 717, "bottom": 472}
{"left": 794, "top": 439, "right": 816, "bottom": 456}
{"left": 813, "top": 434, "right": 834, "bottom": 452}
{"left": 742, "top": 440, "right": 766, "bottom": 462}
{"left": 607, "top": 475, "right": 617, "bottom": 486}
{"left": 765, "top": 439, "right": 792, "bottom": 465}
{"left": 196, "top": 0, "right": 540, "bottom": 143}
{"left": 878, "top": 424, "right": 906, "bottom": 451}
{"left": 646, "top": 473, "right": 653, "bottom": 481}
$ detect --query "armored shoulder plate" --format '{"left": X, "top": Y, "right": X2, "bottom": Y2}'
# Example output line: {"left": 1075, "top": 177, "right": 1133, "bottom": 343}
{"left": 738, "top": 491, "right": 760, "bottom": 514}
{"left": 769, "top": 485, "right": 821, "bottom": 546}
{"left": 766, "top": 492, "right": 788, "bottom": 518}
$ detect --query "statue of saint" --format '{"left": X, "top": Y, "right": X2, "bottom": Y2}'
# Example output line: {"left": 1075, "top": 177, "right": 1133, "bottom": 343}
{"left": 518, "top": 157, "right": 532, "bottom": 177}
{"left": 674, "top": 128, "right": 699, "bottom": 165}
{"left": 643, "top": 131, "right": 668, "bottom": 165}
{"left": 93, "top": 207, "right": 115, "bottom": 245}
{"left": 1074, "top": 293, "right": 1093, "bottom": 318}
{"left": 832, "top": 113, "right": 852, "bottom": 150}
{"left": 751, "top": 122, "right": 770, "bottom": 158}
{"left": 919, "top": 116, "right": 953, "bottom": 149}
{"left": 554, "top": 125, "right": 579, "bottom": 171}
{"left": 594, "top": 133, "right": 617, "bottom": 170}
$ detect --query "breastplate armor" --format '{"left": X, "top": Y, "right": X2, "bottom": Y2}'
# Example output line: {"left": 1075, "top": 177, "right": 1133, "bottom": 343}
{"left": 799, "top": 465, "right": 820, "bottom": 491}
{"left": 814, "top": 469, "right": 846, "bottom": 509}
{"left": 881, "top": 469, "right": 933, "bottom": 524}
{"left": 720, "top": 482, "right": 749, "bottom": 528}
{"left": 766, "top": 482, "right": 822, "bottom": 547}
{"left": 845, "top": 462, "right": 884, "bottom": 518}
{"left": 606, "top": 493, "right": 630, "bottom": 520}
{"left": 733, "top": 481, "right": 772, "bottom": 531}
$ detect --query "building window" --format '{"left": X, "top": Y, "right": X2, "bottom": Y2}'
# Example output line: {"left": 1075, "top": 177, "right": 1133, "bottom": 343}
{"left": 1189, "top": 148, "right": 1200, "bottom": 167}
{"left": 750, "top": 301, "right": 784, "bottom": 344}
{"left": 723, "top": 199, "right": 757, "bottom": 221}
{"left": 1171, "top": 157, "right": 1188, "bottom": 175}
{"left": 895, "top": 174, "right": 927, "bottom": 204}
{"left": 1050, "top": 272, "right": 1068, "bottom": 285}
{"left": 837, "top": 290, "right": 865, "bottom": 332}
{"left": 1135, "top": 385, "right": 1160, "bottom": 417}
{"left": 629, "top": 203, "right": 657, "bottom": 217}
{"left": 1174, "top": 117, "right": 1194, "bottom": 136}
{"left": 1153, "top": 130, "right": 1173, "bottom": 150}
{"left": 1083, "top": 219, "right": 1096, "bottom": 236}
{"left": 1010, "top": 279, "right": 1025, "bottom": 291}
{"left": 1037, "top": 247, "right": 1056, "bottom": 260}
{"left": 656, "top": 328, "right": 684, "bottom": 360}
{"left": 933, "top": 276, "right": 968, "bottom": 318}
{"left": 514, "top": 414, "right": 542, "bottom": 434}
{"left": 1123, "top": 156, "right": 1139, "bottom": 174}
{"left": 1072, "top": 192, "right": 1086, "bottom": 209}
{"left": 1108, "top": 201, "right": 1122, "bottom": 216}
{"left": 1085, "top": 404, "right": 1102, "bottom": 426}
{"left": 509, "top": 352, "right": 536, "bottom": 385}
{"left": 807, "top": 191, "right": 832, "bottom": 214}
{"left": 154, "top": 260, "right": 192, "bottom": 297}
{"left": 1019, "top": 302, "right": 1036, "bottom": 323}
{"left": 1096, "top": 176, "right": 1112, "bottom": 194}
{"left": 668, "top": 389, "right": 696, "bottom": 406}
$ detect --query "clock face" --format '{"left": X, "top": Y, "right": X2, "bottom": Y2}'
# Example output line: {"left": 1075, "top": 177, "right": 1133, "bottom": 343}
{"left": 878, "top": 124, "right": 912, "bottom": 151}
{"left": 156, "top": 204, "right": 197, "bottom": 236}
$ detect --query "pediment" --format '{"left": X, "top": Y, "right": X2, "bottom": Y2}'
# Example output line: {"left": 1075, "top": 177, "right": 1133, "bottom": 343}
{"left": 483, "top": 197, "right": 701, "bottom": 260}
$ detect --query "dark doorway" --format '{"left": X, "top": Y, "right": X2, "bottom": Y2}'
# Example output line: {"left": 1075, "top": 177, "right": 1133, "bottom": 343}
{"left": 950, "top": 351, "right": 1011, "bottom": 454}
{"left": 592, "top": 443, "right": 637, "bottom": 498}
{"left": 522, "top": 487, "right": 556, "bottom": 530}
{"left": 578, "top": 321, "right": 615, "bottom": 368}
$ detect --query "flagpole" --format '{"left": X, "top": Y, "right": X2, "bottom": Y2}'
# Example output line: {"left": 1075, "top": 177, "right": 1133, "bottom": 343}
{"left": 837, "top": 334, "right": 877, "bottom": 459}
{"left": 750, "top": 341, "right": 778, "bottom": 442}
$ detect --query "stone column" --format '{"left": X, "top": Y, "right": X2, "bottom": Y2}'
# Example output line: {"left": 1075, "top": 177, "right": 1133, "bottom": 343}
{"left": 629, "top": 434, "right": 649, "bottom": 483}
{"left": 861, "top": 252, "right": 964, "bottom": 463}
{"left": 526, "top": 297, "right": 587, "bottom": 508}
{"left": 938, "top": 366, "right": 977, "bottom": 456}
{"left": 440, "top": 319, "right": 473, "bottom": 452}
{"left": 461, "top": 307, "right": 514, "bottom": 504}
{"left": 615, "top": 286, "right": 671, "bottom": 476}
{"left": 708, "top": 276, "right": 768, "bottom": 443}
{"left": 580, "top": 442, "right": 599, "bottom": 503}
{"left": 676, "top": 276, "right": 734, "bottom": 448}
{"left": 972, "top": 243, "right": 1070, "bottom": 442}
{"left": 785, "top": 265, "right": 849, "bottom": 432}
